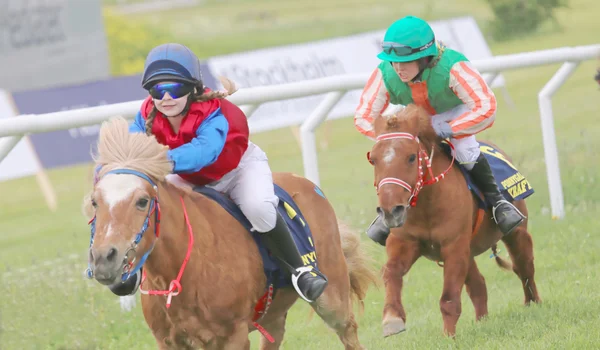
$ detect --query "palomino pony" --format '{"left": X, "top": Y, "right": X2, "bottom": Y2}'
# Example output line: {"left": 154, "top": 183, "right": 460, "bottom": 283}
{"left": 83, "top": 117, "right": 377, "bottom": 349}
{"left": 367, "top": 105, "right": 541, "bottom": 337}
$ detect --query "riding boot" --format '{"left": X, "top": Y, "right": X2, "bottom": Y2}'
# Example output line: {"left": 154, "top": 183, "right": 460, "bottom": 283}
{"left": 366, "top": 215, "right": 390, "bottom": 246}
{"left": 108, "top": 268, "right": 142, "bottom": 296}
{"left": 469, "top": 153, "right": 526, "bottom": 235}
{"left": 260, "top": 212, "right": 328, "bottom": 303}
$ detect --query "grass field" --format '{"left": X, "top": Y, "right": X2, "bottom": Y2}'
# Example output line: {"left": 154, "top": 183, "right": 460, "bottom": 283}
{"left": 1, "top": 0, "right": 600, "bottom": 349}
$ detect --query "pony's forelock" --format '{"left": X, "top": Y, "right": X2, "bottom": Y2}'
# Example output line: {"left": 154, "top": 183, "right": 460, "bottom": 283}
{"left": 93, "top": 116, "right": 172, "bottom": 182}
{"left": 375, "top": 104, "right": 431, "bottom": 137}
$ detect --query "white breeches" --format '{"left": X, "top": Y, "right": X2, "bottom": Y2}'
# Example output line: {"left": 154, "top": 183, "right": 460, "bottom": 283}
{"left": 431, "top": 104, "right": 481, "bottom": 170}
{"left": 167, "top": 141, "right": 279, "bottom": 232}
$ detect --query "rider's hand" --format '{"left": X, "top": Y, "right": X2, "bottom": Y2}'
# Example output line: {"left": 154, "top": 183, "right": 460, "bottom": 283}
{"left": 432, "top": 120, "right": 453, "bottom": 139}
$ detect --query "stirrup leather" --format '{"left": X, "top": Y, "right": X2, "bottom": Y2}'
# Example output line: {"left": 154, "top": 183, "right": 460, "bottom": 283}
{"left": 291, "top": 265, "right": 326, "bottom": 303}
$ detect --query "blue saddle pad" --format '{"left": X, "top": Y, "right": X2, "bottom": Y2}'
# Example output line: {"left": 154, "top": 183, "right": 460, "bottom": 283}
{"left": 441, "top": 141, "right": 535, "bottom": 209}
{"left": 193, "top": 183, "right": 321, "bottom": 289}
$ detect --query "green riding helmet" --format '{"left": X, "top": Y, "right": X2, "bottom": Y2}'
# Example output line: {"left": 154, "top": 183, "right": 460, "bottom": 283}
{"left": 377, "top": 16, "right": 438, "bottom": 63}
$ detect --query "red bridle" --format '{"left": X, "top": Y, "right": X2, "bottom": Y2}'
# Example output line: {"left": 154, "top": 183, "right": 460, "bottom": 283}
{"left": 367, "top": 132, "right": 456, "bottom": 207}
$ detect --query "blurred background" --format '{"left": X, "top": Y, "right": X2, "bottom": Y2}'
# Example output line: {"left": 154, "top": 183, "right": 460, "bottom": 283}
{"left": 0, "top": 0, "right": 599, "bottom": 349}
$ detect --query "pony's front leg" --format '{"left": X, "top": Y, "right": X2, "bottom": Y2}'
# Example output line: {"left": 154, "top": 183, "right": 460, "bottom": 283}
{"left": 439, "top": 236, "right": 470, "bottom": 336}
{"left": 141, "top": 297, "right": 177, "bottom": 349}
{"left": 465, "top": 257, "right": 488, "bottom": 320}
{"left": 217, "top": 321, "right": 250, "bottom": 350}
{"left": 382, "top": 234, "right": 421, "bottom": 337}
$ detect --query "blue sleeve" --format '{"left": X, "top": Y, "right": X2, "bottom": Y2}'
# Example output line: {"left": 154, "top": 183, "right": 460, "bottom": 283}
{"left": 167, "top": 107, "right": 229, "bottom": 174}
{"left": 129, "top": 111, "right": 146, "bottom": 133}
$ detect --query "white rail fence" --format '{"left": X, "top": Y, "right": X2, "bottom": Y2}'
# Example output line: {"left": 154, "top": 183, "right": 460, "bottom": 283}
{"left": 1, "top": 44, "right": 599, "bottom": 219}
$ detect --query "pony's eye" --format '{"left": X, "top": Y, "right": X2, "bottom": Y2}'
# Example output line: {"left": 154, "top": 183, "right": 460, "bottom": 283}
{"left": 408, "top": 154, "right": 417, "bottom": 163}
{"left": 91, "top": 199, "right": 98, "bottom": 208}
{"left": 136, "top": 198, "right": 149, "bottom": 210}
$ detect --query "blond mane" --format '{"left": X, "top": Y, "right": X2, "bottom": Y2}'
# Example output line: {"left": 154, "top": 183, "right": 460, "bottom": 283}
{"left": 93, "top": 116, "right": 172, "bottom": 180}
{"left": 374, "top": 104, "right": 437, "bottom": 141}
{"left": 82, "top": 117, "right": 172, "bottom": 218}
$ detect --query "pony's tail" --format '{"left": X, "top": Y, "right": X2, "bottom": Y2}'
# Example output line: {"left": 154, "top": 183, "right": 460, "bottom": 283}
{"left": 492, "top": 244, "right": 512, "bottom": 271}
{"left": 338, "top": 221, "right": 380, "bottom": 313}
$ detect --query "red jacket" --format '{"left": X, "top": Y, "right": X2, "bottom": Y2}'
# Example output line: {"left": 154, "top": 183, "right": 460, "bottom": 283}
{"left": 140, "top": 94, "right": 249, "bottom": 185}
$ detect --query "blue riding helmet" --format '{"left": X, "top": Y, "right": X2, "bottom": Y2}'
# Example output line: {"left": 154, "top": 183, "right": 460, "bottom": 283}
{"left": 141, "top": 43, "right": 204, "bottom": 90}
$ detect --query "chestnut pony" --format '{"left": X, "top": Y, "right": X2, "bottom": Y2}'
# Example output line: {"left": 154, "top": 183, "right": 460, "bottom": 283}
{"left": 83, "top": 117, "right": 377, "bottom": 349}
{"left": 367, "top": 105, "right": 541, "bottom": 337}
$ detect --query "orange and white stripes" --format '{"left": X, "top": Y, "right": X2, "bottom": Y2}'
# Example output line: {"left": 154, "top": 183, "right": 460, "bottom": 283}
{"left": 354, "top": 68, "right": 390, "bottom": 139}
{"left": 354, "top": 61, "right": 497, "bottom": 140}
{"left": 448, "top": 61, "right": 497, "bottom": 138}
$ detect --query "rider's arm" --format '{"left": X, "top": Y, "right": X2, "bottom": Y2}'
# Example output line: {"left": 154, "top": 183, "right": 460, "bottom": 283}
{"left": 129, "top": 111, "right": 146, "bottom": 133}
{"left": 167, "top": 107, "right": 229, "bottom": 174}
{"left": 354, "top": 67, "right": 391, "bottom": 139}
{"left": 447, "top": 61, "right": 497, "bottom": 138}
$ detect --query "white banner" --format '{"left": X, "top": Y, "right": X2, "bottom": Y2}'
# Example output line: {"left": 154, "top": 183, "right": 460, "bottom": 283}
{"left": 0, "top": 90, "right": 41, "bottom": 181}
{"left": 0, "top": 0, "right": 109, "bottom": 92}
{"left": 207, "top": 16, "right": 505, "bottom": 132}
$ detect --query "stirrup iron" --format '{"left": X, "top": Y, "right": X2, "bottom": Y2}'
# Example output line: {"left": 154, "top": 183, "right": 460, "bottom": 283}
{"left": 291, "top": 266, "right": 326, "bottom": 303}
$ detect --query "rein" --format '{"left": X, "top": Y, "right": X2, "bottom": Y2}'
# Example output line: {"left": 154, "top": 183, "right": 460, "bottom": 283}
{"left": 139, "top": 196, "right": 194, "bottom": 308}
{"left": 86, "top": 167, "right": 275, "bottom": 340}
{"left": 369, "top": 132, "right": 455, "bottom": 206}
{"left": 86, "top": 168, "right": 194, "bottom": 309}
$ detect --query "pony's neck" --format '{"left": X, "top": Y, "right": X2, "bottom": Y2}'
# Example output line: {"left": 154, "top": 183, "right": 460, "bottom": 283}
{"left": 142, "top": 182, "right": 215, "bottom": 287}
{"left": 141, "top": 181, "right": 261, "bottom": 297}
{"left": 413, "top": 138, "right": 458, "bottom": 211}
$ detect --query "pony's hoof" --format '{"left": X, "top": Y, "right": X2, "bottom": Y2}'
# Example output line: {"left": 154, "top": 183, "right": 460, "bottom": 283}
{"left": 382, "top": 317, "right": 406, "bottom": 337}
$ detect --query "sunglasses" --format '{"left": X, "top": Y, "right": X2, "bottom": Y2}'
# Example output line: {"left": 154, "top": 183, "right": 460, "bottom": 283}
{"left": 381, "top": 39, "right": 435, "bottom": 57}
{"left": 148, "top": 82, "right": 195, "bottom": 100}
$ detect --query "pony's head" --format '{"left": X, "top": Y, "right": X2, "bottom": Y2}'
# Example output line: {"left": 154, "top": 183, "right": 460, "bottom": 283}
{"left": 367, "top": 104, "right": 438, "bottom": 228}
{"left": 83, "top": 117, "right": 172, "bottom": 286}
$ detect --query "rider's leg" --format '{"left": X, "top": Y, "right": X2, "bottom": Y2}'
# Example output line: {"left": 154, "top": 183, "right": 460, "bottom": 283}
{"left": 228, "top": 143, "right": 328, "bottom": 302}
{"left": 452, "top": 136, "right": 525, "bottom": 235}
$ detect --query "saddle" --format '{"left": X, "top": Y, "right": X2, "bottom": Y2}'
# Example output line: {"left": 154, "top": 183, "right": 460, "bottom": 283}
{"left": 441, "top": 141, "right": 535, "bottom": 209}
{"left": 192, "top": 183, "right": 322, "bottom": 288}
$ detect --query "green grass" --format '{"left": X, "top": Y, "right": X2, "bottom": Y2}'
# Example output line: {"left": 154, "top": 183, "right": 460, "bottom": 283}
{"left": 1, "top": 0, "right": 600, "bottom": 348}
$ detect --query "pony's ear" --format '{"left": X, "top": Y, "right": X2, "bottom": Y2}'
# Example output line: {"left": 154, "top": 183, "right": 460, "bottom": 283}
{"left": 418, "top": 114, "right": 441, "bottom": 142}
{"left": 419, "top": 121, "right": 439, "bottom": 142}
{"left": 411, "top": 105, "right": 440, "bottom": 142}
{"left": 372, "top": 115, "right": 387, "bottom": 136}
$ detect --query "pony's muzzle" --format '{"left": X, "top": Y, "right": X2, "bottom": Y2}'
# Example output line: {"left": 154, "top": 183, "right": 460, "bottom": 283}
{"left": 377, "top": 205, "right": 407, "bottom": 228}
{"left": 89, "top": 245, "right": 121, "bottom": 284}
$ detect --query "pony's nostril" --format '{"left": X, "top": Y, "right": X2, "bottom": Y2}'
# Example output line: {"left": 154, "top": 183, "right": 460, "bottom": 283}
{"left": 392, "top": 205, "right": 405, "bottom": 216}
{"left": 106, "top": 247, "right": 118, "bottom": 262}
{"left": 376, "top": 207, "right": 384, "bottom": 217}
